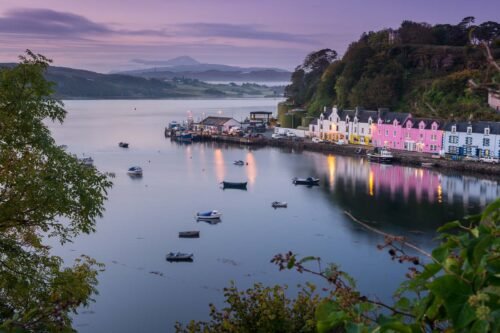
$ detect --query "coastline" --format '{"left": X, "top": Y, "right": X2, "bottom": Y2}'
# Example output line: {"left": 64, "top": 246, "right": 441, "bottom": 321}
{"left": 187, "top": 134, "right": 500, "bottom": 178}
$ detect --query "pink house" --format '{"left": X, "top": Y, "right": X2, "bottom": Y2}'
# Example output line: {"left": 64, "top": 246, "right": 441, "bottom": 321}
{"left": 371, "top": 112, "right": 410, "bottom": 150}
{"left": 401, "top": 118, "right": 443, "bottom": 153}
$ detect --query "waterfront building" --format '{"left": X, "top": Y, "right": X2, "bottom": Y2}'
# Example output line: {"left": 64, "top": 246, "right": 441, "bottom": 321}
{"left": 308, "top": 107, "right": 377, "bottom": 145}
{"left": 249, "top": 111, "right": 273, "bottom": 125}
{"left": 194, "top": 116, "right": 240, "bottom": 134}
{"left": 401, "top": 118, "right": 443, "bottom": 153}
{"left": 488, "top": 91, "right": 500, "bottom": 111}
{"left": 442, "top": 121, "right": 500, "bottom": 158}
{"left": 371, "top": 112, "right": 411, "bottom": 150}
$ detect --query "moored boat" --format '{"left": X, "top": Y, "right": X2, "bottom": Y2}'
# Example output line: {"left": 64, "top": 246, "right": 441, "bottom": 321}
{"left": 222, "top": 181, "right": 247, "bottom": 190}
{"left": 118, "top": 142, "right": 129, "bottom": 148}
{"left": 292, "top": 177, "right": 319, "bottom": 186}
{"left": 367, "top": 148, "right": 393, "bottom": 164}
{"left": 127, "top": 166, "right": 143, "bottom": 176}
{"left": 196, "top": 210, "right": 222, "bottom": 220}
{"left": 178, "top": 132, "right": 193, "bottom": 142}
{"left": 421, "top": 162, "right": 434, "bottom": 168}
{"left": 179, "top": 231, "right": 200, "bottom": 238}
{"left": 233, "top": 160, "right": 245, "bottom": 166}
{"left": 166, "top": 252, "right": 193, "bottom": 262}
{"left": 272, "top": 201, "right": 288, "bottom": 208}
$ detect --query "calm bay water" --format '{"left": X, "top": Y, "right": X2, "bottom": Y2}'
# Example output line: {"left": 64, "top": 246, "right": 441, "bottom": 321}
{"left": 47, "top": 99, "right": 499, "bottom": 333}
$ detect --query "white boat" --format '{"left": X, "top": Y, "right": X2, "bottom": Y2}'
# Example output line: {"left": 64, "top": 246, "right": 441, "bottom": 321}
{"left": 196, "top": 210, "right": 222, "bottom": 220}
{"left": 78, "top": 157, "right": 94, "bottom": 166}
{"left": 127, "top": 166, "right": 143, "bottom": 176}
{"left": 367, "top": 148, "right": 394, "bottom": 164}
{"left": 272, "top": 201, "right": 288, "bottom": 208}
{"left": 421, "top": 162, "right": 434, "bottom": 168}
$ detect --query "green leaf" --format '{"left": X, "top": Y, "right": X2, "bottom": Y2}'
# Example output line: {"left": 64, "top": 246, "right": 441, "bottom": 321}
{"left": 437, "top": 220, "right": 461, "bottom": 232}
{"left": 298, "top": 256, "right": 318, "bottom": 264}
{"left": 431, "top": 246, "right": 449, "bottom": 262}
{"left": 315, "top": 300, "right": 346, "bottom": 333}
{"left": 429, "top": 275, "right": 475, "bottom": 329}
{"left": 345, "top": 322, "right": 369, "bottom": 333}
{"left": 378, "top": 315, "right": 412, "bottom": 333}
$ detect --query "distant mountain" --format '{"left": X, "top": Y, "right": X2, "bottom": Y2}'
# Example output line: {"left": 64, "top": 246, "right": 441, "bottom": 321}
{"left": 115, "top": 56, "right": 291, "bottom": 82}
{"left": 0, "top": 64, "right": 284, "bottom": 99}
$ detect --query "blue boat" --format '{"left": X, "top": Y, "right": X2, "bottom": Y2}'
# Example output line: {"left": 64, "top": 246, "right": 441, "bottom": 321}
{"left": 178, "top": 133, "right": 193, "bottom": 142}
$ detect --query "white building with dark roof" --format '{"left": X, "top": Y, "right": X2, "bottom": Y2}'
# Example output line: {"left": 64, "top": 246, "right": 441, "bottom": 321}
{"left": 443, "top": 121, "right": 500, "bottom": 158}
{"left": 194, "top": 116, "right": 240, "bottom": 134}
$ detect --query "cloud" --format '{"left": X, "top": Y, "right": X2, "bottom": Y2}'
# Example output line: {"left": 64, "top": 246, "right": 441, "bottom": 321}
{"left": 175, "top": 23, "right": 318, "bottom": 45}
{"left": 0, "top": 8, "right": 317, "bottom": 45}
{"left": 0, "top": 8, "right": 112, "bottom": 36}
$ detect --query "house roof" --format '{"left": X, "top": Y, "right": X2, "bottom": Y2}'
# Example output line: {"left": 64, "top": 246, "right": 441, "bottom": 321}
{"left": 404, "top": 118, "right": 442, "bottom": 130}
{"left": 321, "top": 107, "right": 333, "bottom": 118}
{"left": 199, "top": 116, "right": 238, "bottom": 126}
{"left": 250, "top": 111, "right": 272, "bottom": 115}
{"left": 443, "top": 121, "right": 500, "bottom": 134}
{"left": 378, "top": 111, "right": 410, "bottom": 124}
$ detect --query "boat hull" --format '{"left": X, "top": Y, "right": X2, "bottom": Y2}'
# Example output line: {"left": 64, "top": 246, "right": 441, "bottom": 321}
{"left": 222, "top": 181, "right": 247, "bottom": 190}
{"left": 367, "top": 154, "right": 393, "bottom": 164}
{"left": 179, "top": 231, "right": 200, "bottom": 238}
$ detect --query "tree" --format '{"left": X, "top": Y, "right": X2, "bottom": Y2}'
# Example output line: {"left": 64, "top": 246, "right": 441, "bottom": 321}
{"left": 285, "top": 49, "right": 337, "bottom": 106}
{"left": 0, "top": 51, "right": 112, "bottom": 332}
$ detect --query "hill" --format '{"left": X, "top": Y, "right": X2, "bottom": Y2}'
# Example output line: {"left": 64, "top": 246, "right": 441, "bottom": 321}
{"left": 0, "top": 64, "right": 284, "bottom": 99}
{"left": 285, "top": 18, "right": 500, "bottom": 121}
{"left": 116, "top": 56, "right": 291, "bottom": 82}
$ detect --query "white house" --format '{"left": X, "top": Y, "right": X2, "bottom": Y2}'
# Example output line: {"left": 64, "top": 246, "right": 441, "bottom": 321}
{"left": 194, "top": 116, "right": 241, "bottom": 134}
{"left": 488, "top": 91, "right": 500, "bottom": 111}
{"left": 442, "top": 121, "right": 500, "bottom": 158}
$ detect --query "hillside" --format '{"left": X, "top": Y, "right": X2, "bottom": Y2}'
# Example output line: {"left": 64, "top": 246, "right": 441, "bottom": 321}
{"left": 285, "top": 18, "right": 500, "bottom": 121}
{"left": 116, "top": 56, "right": 291, "bottom": 82}
{"left": 0, "top": 64, "right": 284, "bottom": 99}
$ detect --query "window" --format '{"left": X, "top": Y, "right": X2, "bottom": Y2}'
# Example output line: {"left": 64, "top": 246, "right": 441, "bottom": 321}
{"left": 368, "top": 119, "right": 373, "bottom": 125}
{"left": 419, "top": 123, "right": 425, "bottom": 130}
{"left": 361, "top": 128, "right": 364, "bottom": 134}
{"left": 393, "top": 142, "right": 397, "bottom": 148}
{"left": 430, "top": 145, "right": 437, "bottom": 151}
{"left": 393, "top": 130, "right": 397, "bottom": 137}
{"left": 329, "top": 125, "right": 332, "bottom": 130}
{"left": 432, "top": 124, "right": 437, "bottom": 130}
{"left": 406, "top": 132, "right": 410, "bottom": 138}
{"left": 467, "top": 127, "right": 472, "bottom": 134}
{"left": 448, "top": 136, "right": 458, "bottom": 144}
{"left": 368, "top": 128, "right": 371, "bottom": 135}
{"left": 451, "top": 126, "right": 456, "bottom": 133}
{"left": 431, "top": 134, "right": 437, "bottom": 141}
{"left": 407, "top": 122, "right": 411, "bottom": 129}
{"left": 385, "top": 130, "right": 389, "bottom": 136}
{"left": 466, "top": 137, "right": 472, "bottom": 145}
{"left": 449, "top": 146, "right": 458, "bottom": 154}
{"left": 420, "top": 134, "right": 424, "bottom": 139}
{"left": 483, "top": 138, "right": 490, "bottom": 147}
{"left": 320, "top": 125, "right": 323, "bottom": 130}
{"left": 354, "top": 127, "right": 357, "bottom": 133}
{"left": 485, "top": 128, "right": 490, "bottom": 135}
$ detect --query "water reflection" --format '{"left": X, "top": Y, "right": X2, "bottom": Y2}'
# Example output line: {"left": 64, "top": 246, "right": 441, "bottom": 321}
{"left": 245, "top": 152, "right": 257, "bottom": 185}
{"left": 213, "top": 149, "right": 225, "bottom": 182}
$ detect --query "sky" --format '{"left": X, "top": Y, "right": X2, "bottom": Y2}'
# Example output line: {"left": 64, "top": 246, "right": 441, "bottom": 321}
{"left": 0, "top": 0, "right": 498, "bottom": 73}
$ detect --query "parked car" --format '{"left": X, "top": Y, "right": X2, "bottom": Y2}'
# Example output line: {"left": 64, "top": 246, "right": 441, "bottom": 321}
{"left": 464, "top": 155, "right": 479, "bottom": 162}
{"left": 480, "top": 156, "right": 499, "bottom": 164}
{"left": 271, "top": 133, "right": 283, "bottom": 139}
{"left": 286, "top": 132, "right": 297, "bottom": 137}
{"left": 336, "top": 140, "right": 346, "bottom": 145}
{"left": 312, "top": 137, "right": 323, "bottom": 143}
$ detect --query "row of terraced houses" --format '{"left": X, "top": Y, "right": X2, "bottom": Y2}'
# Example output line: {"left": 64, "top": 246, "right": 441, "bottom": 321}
{"left": 308, "top": 107, "right": 500, "bottom": 159}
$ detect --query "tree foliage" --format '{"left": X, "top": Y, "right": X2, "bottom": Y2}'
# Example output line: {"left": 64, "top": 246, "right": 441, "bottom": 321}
{"left": 286, "top": 17, "right": 500, "bottom": 120}
{"left": 181, "top": 198, "right": 500, "bottom": 333}
{"left": 175, "top": 282, "right": 320, "bottom": 333}
{"left": 0, "top": 51, "right": 112, "bottom": 332}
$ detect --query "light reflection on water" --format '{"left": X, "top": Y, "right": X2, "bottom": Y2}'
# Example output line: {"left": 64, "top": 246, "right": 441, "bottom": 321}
{"left": 45, "top": 100, "right": 498, "bottom": 333}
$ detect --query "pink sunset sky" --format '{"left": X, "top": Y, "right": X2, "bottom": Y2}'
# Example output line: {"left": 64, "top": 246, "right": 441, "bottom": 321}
{"left": 0, "top": 0, "right": 498, "bottom": 72}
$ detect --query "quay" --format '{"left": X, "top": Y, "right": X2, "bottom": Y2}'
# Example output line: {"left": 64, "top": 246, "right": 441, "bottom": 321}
{"left": 167, "top": 130, "right": 500, "bottom": 177}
